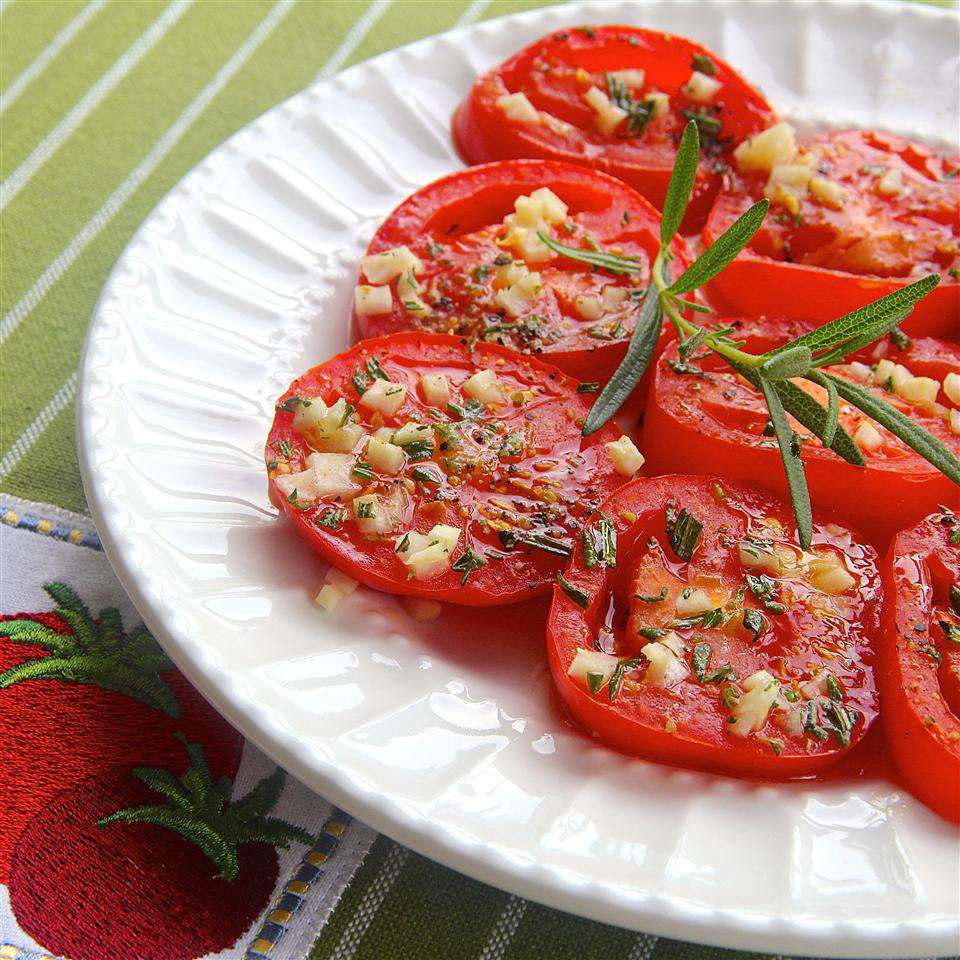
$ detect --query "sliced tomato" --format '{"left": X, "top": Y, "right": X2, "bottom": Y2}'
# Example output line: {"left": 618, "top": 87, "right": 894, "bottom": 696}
{"left": 266, "top": 333, "right": 632, "bottom": 606}
{"left": 547, "top": 475, "right": 880, "bottom": 779}
{"left": 879, "top": 509, "right": 960, "bottom": 822}
{"left": 452, "top": 26, "right": 777, "bottom": 231}
{"left": 642, "top": 319, "right": 960, "bottom": 545}
{"left": 703, "top": 129, "right": 960, "bottom": 338}
{"left": 352, "top": 160, "right": 691, "bottom": 385}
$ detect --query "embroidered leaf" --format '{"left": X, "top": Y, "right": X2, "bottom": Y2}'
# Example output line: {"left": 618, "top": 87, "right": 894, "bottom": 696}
{"left": 100, "top": 738, "right": 315, "bottom": 881}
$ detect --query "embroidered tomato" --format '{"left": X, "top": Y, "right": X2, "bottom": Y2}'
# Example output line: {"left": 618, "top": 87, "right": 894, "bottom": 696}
{"left": 879, "top": 509, "right": 960, "bottom": 823}
{"left": 453, "top": 26, "right": 776, "bottom": 231}
{"left": 642, "top": 320, "right": 960, "bottom": 545}
{"left": 547, "top": 475, "right": 881, "bottom": 779}
{"left": 352, "top": 160, "right": 690, "bottom": 385}
{"left": 266, "top": 333, "right": 634, "bottom": 606}
{"left": 704, "top": 128, "right": 960, "bottom": 338}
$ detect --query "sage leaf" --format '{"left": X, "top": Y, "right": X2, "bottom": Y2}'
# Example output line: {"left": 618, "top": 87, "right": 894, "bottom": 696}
{"left": 759, "top": 344, "right": 813, "bottom": 380}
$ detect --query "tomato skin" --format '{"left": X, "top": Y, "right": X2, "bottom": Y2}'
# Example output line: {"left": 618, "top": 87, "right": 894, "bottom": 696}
{"left": 354, "top": 160, "right": 689, "bottom": 386}
{"left": 547, "top": 475, "right": 881, "bottom": 780}
{"left": 266, "top": 333, "right": 626, "bottom": 607}
{"left": 643, "top": 319, "right": 960, "bottom": 546}
{"left": 879, "top": 511, "right": 960, "bottom": 823}
{"left": 453, "top": 26, "right": 776, "bottom": 231}
{"left": 703, "top": 130, "right": 960, "bottom": 339}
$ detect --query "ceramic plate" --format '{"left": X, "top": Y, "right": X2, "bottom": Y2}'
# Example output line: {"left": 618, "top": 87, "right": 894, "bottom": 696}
{"left": 77, "top": 2, "right": 960, "bottom": 955}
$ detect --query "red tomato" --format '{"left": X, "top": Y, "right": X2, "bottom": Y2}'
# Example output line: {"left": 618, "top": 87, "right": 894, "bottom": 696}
{"left": 879, "top": 509, "right": 960, "bottom": 822}
{"left": 353, "top": 160, "right": 690, "bottom": 385}
{"left": 642, "top": 319, "right": 960, "bottom": 545}
{"left": 547, "top": 475, "right": 881, "bottom": 779}
{"left": 703, "top": 129, "right": 960, "bottom": 339}
{"left": 266, "top": 333, "right": 629, "bottom": 606}
{"left": 453, "top": 26, "right": 777, "bottom": 231}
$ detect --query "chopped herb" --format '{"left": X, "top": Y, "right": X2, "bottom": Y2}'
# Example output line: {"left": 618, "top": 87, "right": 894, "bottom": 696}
{"left": 742, "top": 607, "right": 767, "bottom": 641}
{"left": 558, "top": 572, "right": 590, "bottom": 609}
{"left": 577, "top": 381, "right": 600, "bottom": 394}
{"left": 804, "top": 701, "right": 829, "bottom": 741}
{"left": 447, "top": 398, "right": 486, "bottom": 421}
{"left": 951, "top": 528, "right": 960, "bottom": 546}
{"left": 638, "top": 626, "right": 666, "bottom": 640}
{"left": 586, "top": 672, "right": 605, "bottom": 694}
{"left": 939, "top": 620, "right": 960, "bottom": 645}
{"left": 721, "top": 685, "right": 741, "bottom": 711}
{"left": 366, "top": 356, "right": 389, "bottom": 381}
{"left": 452, "top": 546, "right": 486, "bottom": 585}
{"left": 582, "top": 514, "right": 617, "bottom": 569}
{"left": 355, "top": 500, "right": 374, "bottom": 519}
{"left": 680, "top": 107, "right": 722, "bottom": 141}
{"left": 605, "top": 73, "right": 656, "bottom": 138}
{"left": 745, "top": 574, "right": 787, "bottom": 614}
{"left": 266, "top": 460, "right": 279, "bottom": 470}
{"left": 691, "top": 641, "right": 712, "bottom": 680}
{"left": 691, "top": 53, "right": 718, "bottom": 76}
{"left": 499, "top": 530, "right": 572, "bottom": 557}
{"left": 608, "top": 657, "right": 645, "bottom": 701}
{"left": 315, "top": 507, "right": 344, "bottom": 529}
{"left": 919, "top": 640, "right": 942, "bottom": 663}
{"left": 285, "top": 488, "right": 308, "bottom": 511}
{"left": 825, "top": 673, "right": 844, "bottom": 702}
{"left": 352, "top": 461, "right": 375, "bottom": 481}
{"left": 668, "top": 606, "right": 734, "bottom": 630}
{"left": 783, "top": 687, "right": 801, "bottom": 703}
{"left": 471, "top": 265, "right": 491, "bottom": 282}
{"left": 396, "top": 533, "right": 410, "bottom": 553}
{"left": 759, "top": 737, "right": 784, "bottom": 757}
{"left": 703, "top": 663, "right": 736, "bottom": 685}
{"left": 277, "top": 395, "right": 311, "bottom": 413}
{"left": 411, "top": 465, "right": 441, "bottom": 485}
{"left": 668, "top": 506, "right": 703, "bottom": 561}
{"left": 890, "top": 327, "right": 912, "bottom": 350}
{"left": 276, "top": 438, "right": 292, "bottom": 458}
{"left": 822, "top": 699, "right": 856, "bottom": 747}
{"left": 621, "top": 210, "right": 632, "bottom": 226}
{"left": 635, "top": 586, "right": 668, "bottom": 604}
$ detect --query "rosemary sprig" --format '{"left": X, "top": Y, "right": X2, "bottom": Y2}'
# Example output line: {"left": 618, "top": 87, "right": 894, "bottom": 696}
{"left": 542, "top": 118, "right": 957, "bottom": 548}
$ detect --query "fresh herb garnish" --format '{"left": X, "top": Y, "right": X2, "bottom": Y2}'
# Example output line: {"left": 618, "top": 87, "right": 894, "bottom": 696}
{"left": 452, "top": 546, "right": 485, "bottom": 585}
{"left": 745, "top": 574, "right": 787, "bottom": 615}
{"left": 577, "top": 381, "right": 600, "bottom": 394}
{"left": 742, "top": 607, "right": 767, "bottom": 641}
{"left": 939, "top": 620, "right": 960, "bottom": 645}
{"left": 668, "top": 506, "right": 703, "bottom": 561}
{"left": 605, "top": 74, "right": 656, "bottom": 138}
{"left": 499, "top": 530, "right": 572, "bottom": 557}
{"left": 635, "top": 586, "right": 668, "bottom": 603}
{"left": 355, "top": 500, "right": 374, "bottom": 519}
{"left": 582, "top": 514, "right": 617, "bottom": 569}
{"left": 691, "top": 53, "right": 717, "bottom": 76}
{"left": 352, "top": 461, "right": 375, "bottom": 481}
{"left": 411, "top": 465, "right": 441, "bottom": 485}
{"left": 543, "top": 119, "right": 956, "bottom": 549}
{"left": 276, "top": 438, "right": 292, "bottom": 458}
{"left": 277, "top": 395, "right": 311, "bottom": 413}
{"left": 638, "top": 626, "right": 666, "bottom": 640}
{"left": 497, "top": 430, "right": 525, "bottom": 460}
{"left": 557, "top": 572, "right": 590, "bottom": 609}
{"left": 608, "top": 657, "right": 645, "bottom": 701}
{"left": 690, "top": 641, "right": 734, "bottom": 683}
{"left": 447, "top": 398, "right": 487, "bottom": 421}
{"left": 890, "top": 326, "right": 912, "bottom": 350}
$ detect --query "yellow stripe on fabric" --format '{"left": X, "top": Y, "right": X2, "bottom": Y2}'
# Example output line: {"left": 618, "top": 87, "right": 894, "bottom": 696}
{"left": 0, "top": 0, "right": 86, "bottom": 92}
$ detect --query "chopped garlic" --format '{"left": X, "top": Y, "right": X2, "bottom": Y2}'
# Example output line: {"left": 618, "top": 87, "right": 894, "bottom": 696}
{"left": 293, "top": 397, "right": 363, "bottom": 453}
{"left": 396, "top": 524, "right": 460, "bottom": 579}
{"left": 646, "top": 90, "right": 670, "bottom": 118}
{"left": 397, "top": 269, "right": 430, "bottom": 316}
{"left": 392, "top": 421, "right": 432, "bottom": 447}
{"left": 729, "top": 670, "right": 779, "bottom": 736}
{"left": 854, "top": 420, "right": 883, "bottom": 452}
{"left": 605, "top": 435, "right": 644, "bottom": 477}
{"left": 420, "top": 373, "right": 450, "bottom": 406}
{"left": 944, "top": 372, "right": 960, "bottom": 407}
{"left": 738, "top": 540, "right": 786, "bottom": 575}
{"left": 764, "top": 162, "right": 814, "bottom": 213}
{"left": 496, "top": 92, "right": 539, "bottom": 124}
{"left": 361, "top": 245, "right": 423, "bottom": 284}
{"left": 734, "top": 122, "right": 797, "bottom": 174}
{"left": 354, "top": 284, "right": 392, "bottom": 316}
{"left": 583, "top": 85, "right": 628, "bottom": 136}
{"left": 359, "top": 378, "right": 407, "bottom": 417}
{"left": 353, "top": 493, "right": 394, "bottom": 535}
{"left": 848, "top": 361, "right": 872, "bottom": 381}
{"left": 494, "top": 260, "right": 528, "bottom": 288}
{"left": 402, "top": 597, "right": 443, "bottom": 621}
{"left": 275, "top": 452, "right": 360, "bottom": 504}
{"left": 809, "top": 176, "right": 843, "bottom": 209}
{"left": 601, "top": 285, "right": 629, "bottom": 311}
{"left": 807, "top": 557, "right": 855, "bottom": 595}
{"left": 314, "top": 584, "right": 345, "bottom": 612}
{"left": 462, "top": 369, "right": 504, "bottom": 404}
{"left": 608, "top": 68, "right": 645, "bottom": 88}
{"left": 876, "top": 167, "right": 903, "bottom": 196}
{"left": 326, "top": 567, "right": 359, "bottom": 595}
{"left": 898, "top": 375, "right": 939, "bottom": 407}
{"left": 567, "top": 648, "right": 619, "bottom": 687}
{"left": 874, "top": 358, "right": 912, "bottom": 393}
{"left": 365, "top": 435, "right": 405, "bottom": 474}
{"left": 681, "top": 70, "right": 722, "bottom": 102}
{"left": 575, "top": 294, "right": 602, "bottom": 321}
{"left": 675, "top": 587, "right": 713, "bottom": 616}
{"left": 495, "top": 270, "right": 542, "bottom": 317}
{"left": 950, "top": 409, "right": 960, "bottom": 435}
{"left": 641, "top": 640, "right": 689, "bottom": 688}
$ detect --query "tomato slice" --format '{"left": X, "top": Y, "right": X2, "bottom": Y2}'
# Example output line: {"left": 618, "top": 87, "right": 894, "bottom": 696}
{"left": 703, "top": 129, "right": 960, "bottom": 338}
{"left": 266, "top": 333, "right": 633, "bottom": 606}
{"left": 643, "top": 319, "right": 960, "bottom": 545}
{"left": 352, "top": 160, "right": 690, "bottom": 385}
{"left": 547, "top": 475, "right": 881, "bottom": 779}
{"left": 879, "top": 509, "right": 960, "bottom": 823}
{"left": 452, "top": 26, "right": 777, "bottom": 231}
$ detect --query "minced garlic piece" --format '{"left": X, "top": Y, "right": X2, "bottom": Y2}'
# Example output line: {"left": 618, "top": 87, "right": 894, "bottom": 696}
{"left": 605, "top": 435, "right": 644, "bottom": 477}
{"left": 734, "top": 122, "right": 797, "bottom": 174}
{"left": 496, "top": 92, "right": 539, "bottom": 124}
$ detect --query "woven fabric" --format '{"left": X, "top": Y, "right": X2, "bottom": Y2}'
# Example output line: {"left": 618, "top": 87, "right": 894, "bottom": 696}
{"left": 1, "top": 2, "right": 955, "bottom": 959}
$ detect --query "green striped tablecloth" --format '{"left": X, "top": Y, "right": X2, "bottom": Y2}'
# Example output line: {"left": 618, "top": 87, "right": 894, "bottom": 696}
{"left": 1, "top": 3, "right": 955, "bottom": 960}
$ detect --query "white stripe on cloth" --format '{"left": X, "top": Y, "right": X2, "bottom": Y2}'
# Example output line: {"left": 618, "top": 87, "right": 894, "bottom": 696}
{"left": 312, "top": 0, "right": 393, "bottom": 83}
{"left": 0, "top": 370, "right": 78, "bottom": 480}
{"left": 477, "top": 895, "right": 528, "bottom": 960}
{"left": 0, "top": 0, "right": 296, "bottom": 482}
{"left": 0, "top": 0, "right": 14, "bottom": 15}
{"left": 327, "top": 843, "right": 410, "bottom": 960}
{"left": 625, "top": 932, "right": 659, "bottom": 960}
{"left": 0, "top": 0, "right": 108, "bottom": 113}
{"left": 458, "top": 0, "right": 491, "bottom": 27}
{"left": 0, "top": 0, "right": 193, "bottom": 210}
{"left": 0, "top": 0, "right": 295, "bottom": 349}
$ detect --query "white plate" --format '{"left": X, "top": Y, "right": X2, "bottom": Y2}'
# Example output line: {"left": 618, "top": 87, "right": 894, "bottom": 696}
{"left": 77, "top": 2, "right": 960, "bottom": 956}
